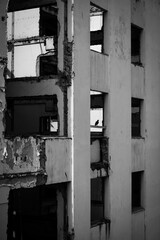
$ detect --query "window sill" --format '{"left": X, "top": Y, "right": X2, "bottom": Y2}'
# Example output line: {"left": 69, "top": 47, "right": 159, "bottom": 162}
{"left": 132, "top": 207, "right": 145, "bottom": 214}
{"left": 131, "top": 62, "right": 144, "bottom": 68}
{"left": 91, "top": 218, "right": 110, "bottom": 228}
{"left": 90, "top": 49, "right": 109, "bottom": 57}
{"left": 132, "top": 136, "right": 145, "bottom": 140}
{"left": 5, "top": 75, "right": 58, "bottom": 82}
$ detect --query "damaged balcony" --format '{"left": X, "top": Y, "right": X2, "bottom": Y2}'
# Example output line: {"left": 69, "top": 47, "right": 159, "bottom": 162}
{"left": 5, "top": 0, "right": 71, "bottom": 138}
{"left": 1, "top": 136, "right": 71, "bottom": 186}
{"left": 6, "top": 3, "right": 59, "bottom": 80}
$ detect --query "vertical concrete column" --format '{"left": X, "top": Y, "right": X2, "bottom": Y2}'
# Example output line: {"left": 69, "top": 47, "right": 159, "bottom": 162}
{"left": 144, "top": 0, "right": 160, "bottom": 239}
{"left": 0, "top": 0, "right": 7, "bottom": 175}
{"left": 108, "top": 0, "right": 132, "bottom": 239}
{"left": 72, "top": 0, "right": 90, "bottom": 239}
{"left": 0, "top": 2, "right": 8, "bottom": 237}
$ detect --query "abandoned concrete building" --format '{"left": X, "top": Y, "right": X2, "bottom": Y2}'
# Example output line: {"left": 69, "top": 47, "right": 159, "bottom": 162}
{"left": 0, "top": 0, "right": 160, "bottom": 239}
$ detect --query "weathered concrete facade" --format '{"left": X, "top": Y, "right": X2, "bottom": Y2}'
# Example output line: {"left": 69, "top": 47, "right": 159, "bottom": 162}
{"left": 0, "top": 0, "right": 160, "bottom": 239}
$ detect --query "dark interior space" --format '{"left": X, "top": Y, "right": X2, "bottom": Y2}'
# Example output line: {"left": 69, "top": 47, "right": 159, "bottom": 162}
{"left": 7, "top": 185, "right": 57, "bottom": 240}
{"left": 131, "top": 24, "right": 142, "bottom": 65}
{"left": 5, "top": 95, "right": 58, "bottom": 137}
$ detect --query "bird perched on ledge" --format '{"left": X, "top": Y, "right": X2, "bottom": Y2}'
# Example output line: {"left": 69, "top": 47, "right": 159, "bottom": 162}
{"left": 95, "top": 120, "right": 99, "bottom": 126}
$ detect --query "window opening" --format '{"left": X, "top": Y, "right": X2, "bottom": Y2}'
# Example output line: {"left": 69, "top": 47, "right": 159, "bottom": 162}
{"left": 132, "top": 98, "right": 142, "bottom": 138}
{"left": 90, "top": 3, "right": 104, "bottom": 53}
{"left": 91, "top": 178, "right": 104, "bottom": 224}
{"left": 90, "top": 91, "right": 105, "bottom": 135}
{"left": 132, "top": 171, "right": 144, "bottom": 211}
{"left": 40, "top": 5, "right": 58, "bottom": 37}
{"left": 40, "top": 116, "right": 58, "bottom": 134}
{"left": 7, "top": 3, "right": 58, "bottom": 79}
{"left": 39, "top": 54, "right": 57, "bottom": 76}
{"left": 131, "top": 24, "right": 142, "bottom": 65}
{"left": 5, "top": 96, "right": 58, "bottom": 136}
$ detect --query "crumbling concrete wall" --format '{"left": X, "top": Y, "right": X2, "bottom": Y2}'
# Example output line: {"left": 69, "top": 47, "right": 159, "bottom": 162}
{"left": 0, "top": 0, "right": 7, "bottom": 177}
{"left": 0, "top": 2, "right": 10, "bottom": 239}
{"left": 2, "top": 137, "right": 41, "bottom": 174}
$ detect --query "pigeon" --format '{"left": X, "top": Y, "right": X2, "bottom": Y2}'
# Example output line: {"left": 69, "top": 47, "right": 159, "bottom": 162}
{"left": 95, "top": 120, "right": 99, "bottom": 126}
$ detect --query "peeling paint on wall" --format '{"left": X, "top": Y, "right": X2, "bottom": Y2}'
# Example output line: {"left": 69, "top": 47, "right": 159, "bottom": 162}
{"left": 2, "top": 137, "right": 41, "bottom": 174}
{"left": 0, "top": 136, "right": 48, "bottom": 187}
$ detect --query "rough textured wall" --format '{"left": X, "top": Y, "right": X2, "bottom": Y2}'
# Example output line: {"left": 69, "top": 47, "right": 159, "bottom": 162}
{"left": 0, "top": 0, "right": 7, "bottom": 176}
{"left": 0, "top": 2, "right": 10, "bottom": 239}
{"left": 2, "top": 137, "right": 41, "bottom": 174}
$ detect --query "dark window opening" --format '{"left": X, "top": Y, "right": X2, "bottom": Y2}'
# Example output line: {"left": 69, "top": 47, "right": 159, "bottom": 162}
{"left": 132, "top": 98, "right": 142, "bottom": 138}
{"left": 90, "top": 3, "right": 104, "bottom": 53}
{"left": 6, "top": 3, "right": 58, "bottom": 79}
{"left": 132, "top": 171, "right": 144, "bottom": 211}
{"left": 7, "top": 185, "right": 57, "bottom": 240}
{"left": 40, "top": 55, "right": 57, "bottom": 76}
{"left": 5, "top": 95, "right": 58, "bottom": 136}
{"left": 90, "top": 91, "right": 105, "bottom": 136}
{"left": 8, "top": 0, "right": 57, "bottom": 12}
{"left": 131, "top": 24, "right": 142, "bottom": 65}
{"left": 40, "top": 5, "right": 58, "bottom": 37}
{"left": 91, "top": 178, "right": 104, "bottom": 225}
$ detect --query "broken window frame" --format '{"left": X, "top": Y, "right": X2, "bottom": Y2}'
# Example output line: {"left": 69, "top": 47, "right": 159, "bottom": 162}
{"left": 6, "top": 2, "right": 58, "bottom": 79}
{"left": 132, "top": 171, "right": 144, "bottom": 212}
{"left": 131, "top": 24, "right": 143, "bottom": 66}
{"left": 132, "top": 98, "right": 143, "bottom": 138}
{"left": 91, "top": 177, "right": 105, "bottom": 225}
{"left": 90, "top": 3, "right": 105, "bottom": 53}
{"left": 40, "top": 116, "right": 59, "bottom": 134}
